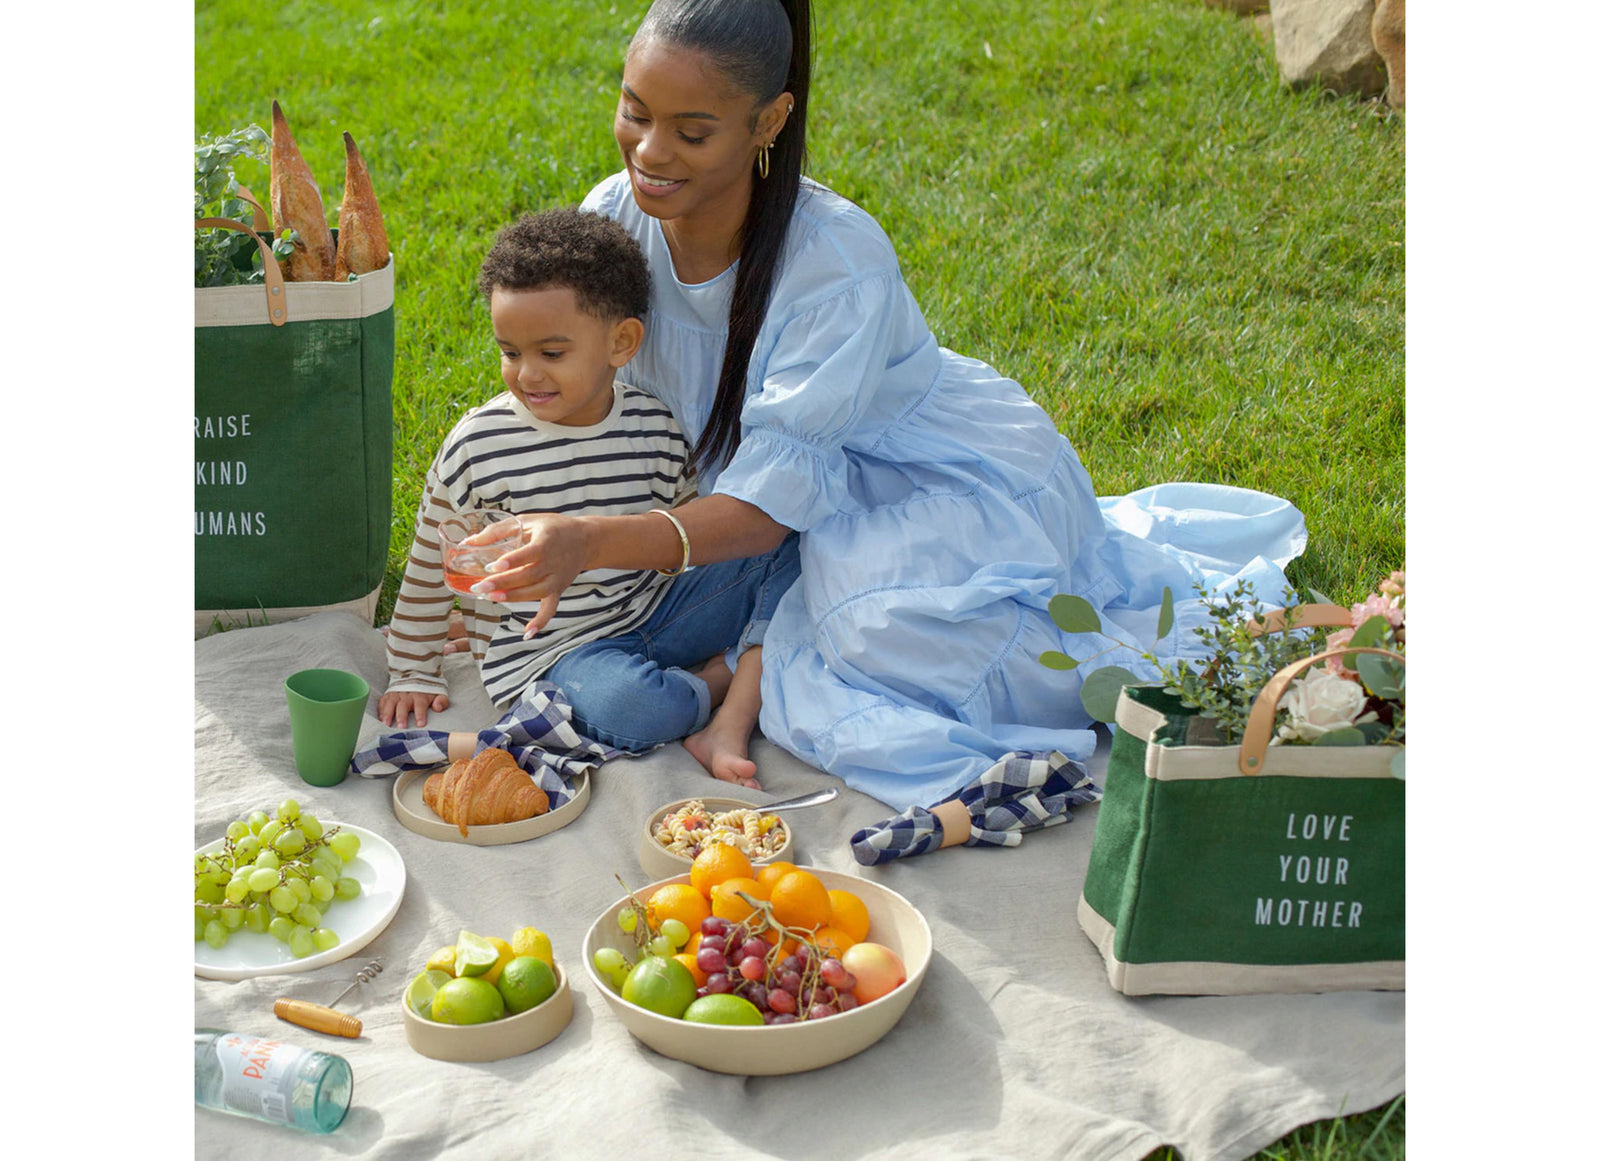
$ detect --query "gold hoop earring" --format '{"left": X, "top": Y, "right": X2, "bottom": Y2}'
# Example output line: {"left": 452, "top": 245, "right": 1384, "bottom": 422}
{"left": 757, "top": 141, "right": 771, "bottom": 179}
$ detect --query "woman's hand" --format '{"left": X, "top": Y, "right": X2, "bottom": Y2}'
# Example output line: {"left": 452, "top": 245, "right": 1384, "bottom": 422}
{"left": 471, "top": 512, "right": 590, "bottom": 637}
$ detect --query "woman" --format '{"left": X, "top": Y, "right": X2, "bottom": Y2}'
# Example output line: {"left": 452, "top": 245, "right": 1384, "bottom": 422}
{"left": 479, "top": 0, "right": 1304, "bottom": 811}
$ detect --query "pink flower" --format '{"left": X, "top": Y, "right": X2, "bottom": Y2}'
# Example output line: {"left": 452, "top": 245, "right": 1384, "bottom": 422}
{"left": 1351, "top": 592, "right": 1404, "bottom": 629}
{"left": 1379, "top": 570, "right": 1405, "bottom": 598}
{"left": 1323, "top": 626, "right": 1358, "bottom": 680}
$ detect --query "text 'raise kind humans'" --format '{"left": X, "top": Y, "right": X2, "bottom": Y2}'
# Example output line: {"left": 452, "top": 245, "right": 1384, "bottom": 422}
{"left": 195, "top": 412, "right": 266, "bottom": 537}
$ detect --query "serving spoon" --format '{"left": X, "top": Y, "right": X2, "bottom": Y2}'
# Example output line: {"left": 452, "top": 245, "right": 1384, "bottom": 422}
{"left": 757, "top": 787, "right": 839, "bottom": 813}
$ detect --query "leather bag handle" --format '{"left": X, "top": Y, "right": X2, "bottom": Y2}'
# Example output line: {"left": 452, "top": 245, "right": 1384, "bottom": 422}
{"left": 234, "top": 184, "right": 273, "bottom": 235}
{"left": 195, "top": 203, "right": 288, "bottom": 327}
{"left": 1237, "top": 644, "right": 1406, "bottom": 775}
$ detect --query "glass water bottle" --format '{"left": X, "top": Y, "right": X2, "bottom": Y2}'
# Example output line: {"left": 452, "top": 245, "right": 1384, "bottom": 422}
{"left": 194, "top": 1028, "right": 353, "bottom": 1133}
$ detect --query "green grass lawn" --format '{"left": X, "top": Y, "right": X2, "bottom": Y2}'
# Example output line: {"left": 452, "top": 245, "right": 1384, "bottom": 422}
{"left": 196, "top": 4, "right": 1404, "bottom": 1155}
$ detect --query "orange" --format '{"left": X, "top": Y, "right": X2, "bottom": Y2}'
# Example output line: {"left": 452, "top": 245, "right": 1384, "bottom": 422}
{"left": 826, "top": 889, "right": 870, "bottom": 944}
{"left": 649, "top": 883, "right": 711, "bottom": 932}
{"left": 690, "top": 842, "right": 753, "bottom": 897}
{"left": 675, "top": 951, "right": 709, "bottom": 987}
{"left": 755, "top": 860, "right": 798, "bottom": 892}
{"left": 769, "top": 870, "right": 832, "bottom": 932}
{"left": 710, "top": 876, "right": 768, "bottom": 923}
{"left": 813, "top": 925, "right": 857, "bottom": 958}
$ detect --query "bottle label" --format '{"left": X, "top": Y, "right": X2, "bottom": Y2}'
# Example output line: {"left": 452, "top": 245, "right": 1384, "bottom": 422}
{"left": 215, "top": 1033, "right": 306, "bottom": 1124}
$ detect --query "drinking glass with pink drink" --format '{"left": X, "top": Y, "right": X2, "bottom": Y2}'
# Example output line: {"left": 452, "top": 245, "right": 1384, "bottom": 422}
{"left": 437, "top": 510, "right": 522, "bottom": 595}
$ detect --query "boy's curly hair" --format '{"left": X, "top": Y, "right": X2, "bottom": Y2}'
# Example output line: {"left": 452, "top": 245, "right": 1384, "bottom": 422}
{"left": 478, "top": 208, "right": 650, "bottom": 321}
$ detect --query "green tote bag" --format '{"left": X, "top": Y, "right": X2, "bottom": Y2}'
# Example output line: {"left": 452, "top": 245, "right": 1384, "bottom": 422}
{"left": 1078, "top": 638, "right": 1405, "bottom": 996}
{"left": 194, "top": 215, "right": 393, "bottom": 634}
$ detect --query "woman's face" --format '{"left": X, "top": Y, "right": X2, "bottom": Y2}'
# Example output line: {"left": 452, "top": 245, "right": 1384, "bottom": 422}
{"left": 614, "top": 36, "right": 788, "bottom": 232}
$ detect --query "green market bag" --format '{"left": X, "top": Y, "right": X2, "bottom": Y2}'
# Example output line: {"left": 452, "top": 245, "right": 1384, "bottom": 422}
{"left": 194, "top": 213, "right": 393, "bottom": 634}
{"left": 1078, "top": 640, "right": 1405, "bottom": 996}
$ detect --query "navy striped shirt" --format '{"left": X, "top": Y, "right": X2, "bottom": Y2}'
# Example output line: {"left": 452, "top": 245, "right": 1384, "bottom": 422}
{"left": 385, "top": 383, "right": 694, "bottom": 707}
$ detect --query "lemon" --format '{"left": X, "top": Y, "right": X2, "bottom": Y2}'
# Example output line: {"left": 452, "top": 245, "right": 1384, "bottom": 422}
{"left": 430, "top": 976, "right": 505, "bottom": 1025}
{"left": 425, "top": 945, "right": 457, "bottom": 975}
{"left": 405, "top": 969, "right": 453, "bottom": 1018}
{"left": 511, "top": 927, "right": 554, "bottom": 966}
{"left": 497, "top": 956, "right": 558, "bottom": 1014}
{"left": 482, "top": 936, "right": 515, "bottom": 985}
{"left": 453, "top": 930, "right": 499, "bottom": 978}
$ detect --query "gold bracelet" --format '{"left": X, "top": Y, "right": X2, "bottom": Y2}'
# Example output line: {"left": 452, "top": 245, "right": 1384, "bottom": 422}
{"left": 648, "top": 508, "right": 691, "bottom": 576}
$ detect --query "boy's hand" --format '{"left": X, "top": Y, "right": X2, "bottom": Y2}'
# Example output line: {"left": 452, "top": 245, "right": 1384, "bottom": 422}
{"left": 378, "top": 690, "right": 450, "bottom": 728}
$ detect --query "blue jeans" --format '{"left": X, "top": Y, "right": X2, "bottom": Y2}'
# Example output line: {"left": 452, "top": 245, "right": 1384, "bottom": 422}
{"left": 545, "top": 535, "right": 800, "bottom": 751}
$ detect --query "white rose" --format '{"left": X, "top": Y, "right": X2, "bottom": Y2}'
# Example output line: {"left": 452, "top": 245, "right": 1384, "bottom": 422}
{"left": 1276, "top": 666, "right": 1375, "bottom": 743}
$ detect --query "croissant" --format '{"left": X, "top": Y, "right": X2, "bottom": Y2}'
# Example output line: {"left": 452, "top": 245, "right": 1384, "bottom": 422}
{"left": 334, "top": 131, "right": 390, "bottom": 279}
{"left": 423, "top": 748, "right": 549, "bottom": 837}
{"left": 270, "top": 100, "right": 336, "bottom": 282}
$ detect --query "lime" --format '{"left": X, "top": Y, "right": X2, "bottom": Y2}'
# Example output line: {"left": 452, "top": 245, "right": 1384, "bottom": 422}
{"left": 405, "top": 969, "right": 453, "bottom": 1018}
{"left": 497, "top": 955, "right": 558, "bottom": 1014}
{"left": 511, "top": 926, "right": 554, "bottom": 966}
{"left": 683, "top": 994, "right": 765, "bottom": 1026}
{"left": 425, "top": 944, "right": 457, "bottom": 975}
{"left": 453, "top": 930, "right": 499, "bottom": 978}
{"left": 430, "top": 976, "right": 505, "bottom": 1025}
{"left": 620, "top": 954, "right": 698, "bottom": 1019}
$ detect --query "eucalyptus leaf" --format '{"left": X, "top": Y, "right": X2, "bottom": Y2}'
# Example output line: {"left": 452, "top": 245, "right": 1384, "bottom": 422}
{"left": 1348, "top": 616, "right": 1389, "bottom": 648}
{"left": 1307, "top": 588, "right": 1336, "bottom": 606}
{"left": 1038, "top": 650, "right": 1079, "bottom": 671}
{"left": 1357, "top": 720, "right": 1390, "bottom": 744}
{"left": 1356, "top": 653, "right": 1402, "bottom": 699}
{"left": 1048, "top": 593, "right": 1102, "bottom": 635}
{"left": 1390, "top": 749, "right": 1405, "bottom": 780}
{"left": 1155, "top": 586, "right": 1174, "bottom": 642}
{"left": 1312, "top": 727, "right": 1367, "bottom": 746}
{"left": 1080, "top": 665, "right": 1137, "bottom": 723}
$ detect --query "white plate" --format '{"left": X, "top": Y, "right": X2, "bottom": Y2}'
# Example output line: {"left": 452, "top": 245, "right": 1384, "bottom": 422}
{"left": 194, "top": 823, "right": 406, "bottom": 981}
{"left": 391, "top": 767, "right": 589, "bottom": 845}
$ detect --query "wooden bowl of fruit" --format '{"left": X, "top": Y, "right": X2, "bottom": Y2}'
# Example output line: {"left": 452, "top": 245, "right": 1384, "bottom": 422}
{"left": 638, "top": 796, "right": 793, "bottom": 881}
{"left": 582, "top": 856, "right": 931, "bottom": 1076}
{"left": 401, "top": 926, "right": 572, "bottom": 1062}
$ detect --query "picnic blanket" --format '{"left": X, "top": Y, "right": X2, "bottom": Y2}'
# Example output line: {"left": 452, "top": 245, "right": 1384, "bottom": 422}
{"left": 194, "top": 612, "right": 1404, "bottom": 1161}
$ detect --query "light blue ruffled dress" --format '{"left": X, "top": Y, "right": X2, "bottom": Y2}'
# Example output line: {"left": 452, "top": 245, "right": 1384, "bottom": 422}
{"left": 583, "top": 174, "right": 1306, "bottom": 811}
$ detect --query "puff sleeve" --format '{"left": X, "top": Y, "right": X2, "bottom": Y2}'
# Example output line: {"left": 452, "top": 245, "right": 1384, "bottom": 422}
{"left": 711, "top": 271, "right": 909, "bottom": 531}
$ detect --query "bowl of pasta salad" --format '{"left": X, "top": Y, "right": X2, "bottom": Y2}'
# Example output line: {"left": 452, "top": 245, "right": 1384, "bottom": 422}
{"left": 639, "top": 797, "right": 793, "bottom": 881}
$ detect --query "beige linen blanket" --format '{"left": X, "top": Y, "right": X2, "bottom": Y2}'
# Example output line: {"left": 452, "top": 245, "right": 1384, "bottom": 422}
{"left": 194, "top": 612, "right": 1403, "bottom": 1160}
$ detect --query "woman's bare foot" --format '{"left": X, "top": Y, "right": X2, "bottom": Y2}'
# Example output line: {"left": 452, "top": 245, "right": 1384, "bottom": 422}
{"left": 684, "top": 717, "right": 760, "bottom": 790}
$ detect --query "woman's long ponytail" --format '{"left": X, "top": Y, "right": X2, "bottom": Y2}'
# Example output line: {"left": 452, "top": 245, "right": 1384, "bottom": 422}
{"left": 636, "top": 0, "right": 812, "bottom": 476}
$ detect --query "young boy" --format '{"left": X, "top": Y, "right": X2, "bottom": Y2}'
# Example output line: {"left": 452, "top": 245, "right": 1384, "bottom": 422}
{"left": 380, "top": 208, "right": 798, "bottom": 790}
{"left": 379, "top": 208, "right": 694, "bottom": 727}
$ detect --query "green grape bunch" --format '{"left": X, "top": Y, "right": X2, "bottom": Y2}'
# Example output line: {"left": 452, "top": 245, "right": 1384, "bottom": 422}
{"left": 194, "top": 799, "right": 363, "bottom": 958}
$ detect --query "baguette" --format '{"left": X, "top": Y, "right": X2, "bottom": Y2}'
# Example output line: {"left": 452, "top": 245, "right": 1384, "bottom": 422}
{"left": 270, "top": 100, "right": 336, "bottom": 282}
{"left": 334, "top": 131, "right": 390, "bottom": 279}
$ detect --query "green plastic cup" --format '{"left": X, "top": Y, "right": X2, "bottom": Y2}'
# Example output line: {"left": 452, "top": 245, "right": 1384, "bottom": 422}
{"left": 284, "top": 669, "right": 371, "bottom": 787}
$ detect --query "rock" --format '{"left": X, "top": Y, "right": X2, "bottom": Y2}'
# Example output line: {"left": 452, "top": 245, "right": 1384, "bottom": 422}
{"left": 1204, "top": 0, "right": 1270, "bottom": 13}
{"left": 1371, "top": 0, "right": 1405, "bottom": 109}
{"left": 1268, "top": 0, "right": 1387, "bottom": 98}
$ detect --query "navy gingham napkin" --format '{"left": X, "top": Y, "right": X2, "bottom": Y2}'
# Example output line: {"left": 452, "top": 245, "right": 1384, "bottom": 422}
{"left": 348, "top": 682, "right": 620, "bottom": 809}
{"left": 849, "top": 750, "right": 1100, "bottom": 865}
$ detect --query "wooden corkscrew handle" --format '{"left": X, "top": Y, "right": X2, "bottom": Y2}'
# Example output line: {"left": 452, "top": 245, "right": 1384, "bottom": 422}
{"left": 274, "top": 998, "right": 362, "bottom": 1038}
